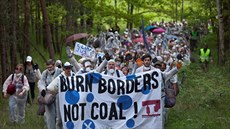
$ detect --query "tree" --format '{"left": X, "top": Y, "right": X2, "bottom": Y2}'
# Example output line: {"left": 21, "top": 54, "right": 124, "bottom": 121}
{"left": 23, "top": 0, "right": 30, "bottom": 60}
{"left": 9, "top": 0, "right": 18, "bottom": 69}
{"left": 181, "top": 0, "right": 184, "bottom": 21}
{"left": 0, "top": 0, "right": 13, "bottom": 83}
{"left": 223, "top": 0, "right": 230, "bottom": 51}
{"left": 35, "top": 0, "right": 42, "bottom": 45}
{"left": 216, "top": 0, "right": 225, "bottom": 64}
{"left": 126, "top": 1, "right": 134, "bottom": 29}
{"left": 40, "top": 0, "right": 55, "bottom": 60}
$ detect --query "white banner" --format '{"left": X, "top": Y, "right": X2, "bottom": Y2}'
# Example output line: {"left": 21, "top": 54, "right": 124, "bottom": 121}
{"left": 73, "top": 42, "right": 96, "bottom": 58}
{"left": 58, "top": 70, "right": 163, "bottom": 129}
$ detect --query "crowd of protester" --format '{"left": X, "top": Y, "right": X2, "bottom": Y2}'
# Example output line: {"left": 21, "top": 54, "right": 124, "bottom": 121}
{"left": 2, "top": 20, "right": 211, "bottom": 128}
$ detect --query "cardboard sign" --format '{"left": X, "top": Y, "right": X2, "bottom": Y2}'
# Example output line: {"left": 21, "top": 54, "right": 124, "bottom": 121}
{"left": 74, "top": 42, "right": 96, "bottom": 58}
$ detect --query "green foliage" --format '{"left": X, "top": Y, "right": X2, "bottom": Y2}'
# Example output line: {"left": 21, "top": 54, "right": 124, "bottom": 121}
{"left": 47, "top": 3, "right": 67, "bottom": 24}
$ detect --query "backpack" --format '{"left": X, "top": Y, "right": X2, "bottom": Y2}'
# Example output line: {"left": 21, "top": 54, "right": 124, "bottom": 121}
{"left": 6, "top": 74, "right": 24, "bottom": 95}
{"left": 164, "top": 88, "right": 176, "bottom": 108}
{"left": 162, "top": 74, "right": 176, "bottom": 108}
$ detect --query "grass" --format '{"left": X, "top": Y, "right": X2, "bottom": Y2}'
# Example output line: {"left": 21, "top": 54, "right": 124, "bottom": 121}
{"left": 0, "top": 33, "right": 229, "bottom": 129}
{"left": 165, "top": 33, "right": 230, "bottom": 129}
{"left": 165, "top": 63, "right": 230, "bottom": 129}
{"left": 0, "top": 91, "right": 45, "bottom": 129}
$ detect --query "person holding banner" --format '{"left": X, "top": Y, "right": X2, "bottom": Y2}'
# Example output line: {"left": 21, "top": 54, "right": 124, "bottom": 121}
{"left": 46, "top": 62, "right": 75, "bottom": 129}
{"left": 135, "top": 53, "right": 182, "bottom": 128}
{"left": 102, "top": 59, "right": 125, "bottom": 77}
{"left": 135, "top": 54, "right": 181, "bottom": 80}
{"left": 77, "top": 59, "right": 93, "bottom": 73}
{"left": 135, "top": 54, "right": 155, "bottom": 73}
{"left": 38, "top": 59, "right": 62, "bottom": 129}
{"left": 121, "top": 66, "right": 130, "bottom": 76}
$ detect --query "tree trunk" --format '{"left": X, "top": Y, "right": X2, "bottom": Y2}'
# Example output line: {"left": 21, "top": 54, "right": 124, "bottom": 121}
{"left": 50, "top": 24, "right": 56, "bottom": 52}
{"left": 172, "top": 0, "right": 175, "bottom": 20}
{"left": 176, "top": 0, "right": 178, "bottom": 22}
{"left": 55, "top": 20, "right": 60, "bottom": 53}
{"left": 126, "top": 2, "right": 130, "bottom": 29}
{"left": 86, "top": 16, "right": 93, "bottom": 32}
{"left": 40, "top": 0, "right": 55, "bottom": 60}
{"left": 223, "top": 0, "right": 230, "bottom": 50}
{"left": 115, "top": 0, "right": 118, "bottom": 28}
{"left": 30, "top": 1, "right": 34, "bottom": 34}
{"left": 65, "top": 0, "right": 73, "bottom": 32}
{"left": 79, "top": 3, "right": 86, "bottom": 32}
{"left": 181, "top": 0, "right": 184, "bottom": 21}
{"left": 0, "top": 0, "right": 13, "bottom": 83}
{"left": 0, "top": 0, "right": 8, "bottom": 84}
{"left": 10, "top": 0, "right": 18, "bottom": 69}
{"left": 216, "top": 0, "right": 225, "bottom": 64}
{"left": 126, "top": 1, "right": 133, "bottom": 30}
{"left": 36, "top": 0, "right": 42, "bottom": 44}
{"left": 23, "top": 0, "right": 30, "bottom": 59}
{"left": 130, "top": 3, "right": 134, "bottom": 29}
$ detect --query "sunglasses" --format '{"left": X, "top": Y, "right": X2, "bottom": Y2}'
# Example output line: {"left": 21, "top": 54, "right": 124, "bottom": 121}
{"left": 15, "top": 67, "right": 22, "bottom": 71}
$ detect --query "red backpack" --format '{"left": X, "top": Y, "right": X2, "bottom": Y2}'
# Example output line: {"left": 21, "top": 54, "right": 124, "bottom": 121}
{"left": 6, "top": 74, "right": 24, "bottom": 95}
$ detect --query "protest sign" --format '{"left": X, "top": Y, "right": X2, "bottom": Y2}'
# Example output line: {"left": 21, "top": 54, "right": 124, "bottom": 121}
{"left": 73, "top": 42, "right": 96, "bottom": 58}
{"left": 58, "top": 70, "right": 163, "bottom": 129}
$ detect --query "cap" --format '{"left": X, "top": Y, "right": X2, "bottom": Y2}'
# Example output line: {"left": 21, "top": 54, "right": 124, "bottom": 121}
{"left": 26, "top": 56, "right": 32, "bottom": 62}
{"left": 63, "top": 62, "right": 72, "bottom": 68}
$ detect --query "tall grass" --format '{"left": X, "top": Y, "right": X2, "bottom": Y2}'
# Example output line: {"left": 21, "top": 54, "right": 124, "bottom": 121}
{"left": 165, "top": 34, "right": 230, "bottom": 129}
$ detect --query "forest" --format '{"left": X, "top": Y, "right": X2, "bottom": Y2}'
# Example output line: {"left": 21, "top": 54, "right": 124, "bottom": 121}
{"left": 1, "top": 1, "right": 230, "bottom": 129}
{"left": 0, "top": 0, "right": 229, "bottom": 84}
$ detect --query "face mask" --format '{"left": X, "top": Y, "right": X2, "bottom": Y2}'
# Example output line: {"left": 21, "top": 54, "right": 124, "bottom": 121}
{"left": 16, "top": 73, "right": 22, "bottom": 77}
{"left": 108, "top": 69, "right": 115, "bottom": 74}
{"left": 85, "top": 67, "right": 91, "bottom": 72}
{"left": 57, "top": 65, "right": 62, "bottom": 68}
